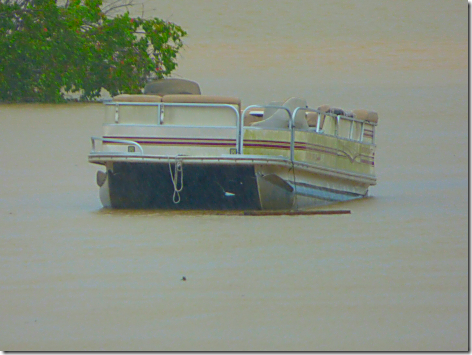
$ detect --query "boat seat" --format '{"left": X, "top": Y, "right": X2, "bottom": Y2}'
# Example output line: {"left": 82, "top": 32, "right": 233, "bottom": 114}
{"left": 242, "top": 101, "right": 285, "bottom": 126}
{"left": 144, "top": 78, "right": 201, "bottom": 95}
{"left": 263, "top": 101, "right": 284, "bottom": 119}
{"left": 243, "top": 107, "right": 264, "bottom": 126}
{"left": 327, "top": 107, "right": 355, "bottom": 118}
{"left": 251, "top": 97, "right": 309, "bottom": 129}
{"left": 306, "top": 104, "right": 330, "bottom": 128}
{"left": 352, "top": 109, "right": 379, "bottom": 123}
{"left": 113, "top": 94, "right": 162, "bottom": 102}
{"left": 162, "top": 94, "right": 240, "bottom": 107}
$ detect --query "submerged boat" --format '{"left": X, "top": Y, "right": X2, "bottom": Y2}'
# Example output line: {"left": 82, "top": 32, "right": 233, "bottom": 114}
{"left": 89, "top": 79, "right": 378, "bottom": 210}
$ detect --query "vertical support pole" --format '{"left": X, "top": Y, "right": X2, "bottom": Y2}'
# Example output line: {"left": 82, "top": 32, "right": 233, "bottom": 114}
{"left": 316, "top": 112, "right": 321, "bottom": 133}
{"left": 335, "top": 115, "right": 340, "bottom": 136}
{"left": 159, "top": 104, "right": 164, "bottom": 125}
{"left": 290, "top": 111, "right": 295, "bottom": 162}
{"left": 360, "top": 121, "right": 365, "bottom": 142}
{"left": 114, "top": 104, "right": 119, "bottom": 123}
{"left": 237, "top": 108, "right": 242, "bottom": 154}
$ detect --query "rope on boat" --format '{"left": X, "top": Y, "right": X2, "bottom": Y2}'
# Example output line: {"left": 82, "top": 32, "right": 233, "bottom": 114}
{"left": 168, "top": 156, "right": 184, "bottom": 204}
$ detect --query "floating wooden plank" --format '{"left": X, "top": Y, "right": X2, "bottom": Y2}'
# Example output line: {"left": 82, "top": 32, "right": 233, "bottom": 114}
{"left": 243, "top": 210, "right": 351, "bottom": 216}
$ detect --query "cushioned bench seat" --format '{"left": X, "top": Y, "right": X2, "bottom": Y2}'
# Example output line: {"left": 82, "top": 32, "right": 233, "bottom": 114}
{"left": 352, "top": 109, "right": 379, "bottom": 123}
{"left": 113, "top": 94, "right": 162, "bottom": 102}
{"left": 162, "top": 94, "right": 241, "bottom": 107}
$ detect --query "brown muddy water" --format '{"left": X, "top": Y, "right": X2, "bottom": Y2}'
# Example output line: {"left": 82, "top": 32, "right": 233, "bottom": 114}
{"left": 0, "top": 0, "right": 468, "bottom": 351}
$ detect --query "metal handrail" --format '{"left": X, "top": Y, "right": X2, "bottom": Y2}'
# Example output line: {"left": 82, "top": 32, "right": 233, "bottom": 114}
{"left": 105, "top": 101, "right": 241, "bottom": 150}
{"left": 106, "top": 101, "right": 240, "bottom": 125}
{"left": 91, "top": 136, "right": 144, "bottom": 155}
{"left": 240, "top": 105, "right": 292, "bottom": 156}
{"left": 97, "top": 101, "right": 376, "bottom": 159}
{"left": 292, "top": 106, "right": 377, "bottom": 144}
{"left": 320, "top": 109, "right": 378, "bottom": 127}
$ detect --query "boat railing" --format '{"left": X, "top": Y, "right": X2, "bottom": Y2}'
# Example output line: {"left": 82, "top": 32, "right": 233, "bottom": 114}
{"left": 102, "top": 101, "right": 241, "bottom": 154}
{"left": 292, "top": 107, "right": 377, "bottom": 144}
{"left": 91, "top": 136, "right": 144, "bottom": 155}
{"left": 104, "top": 101, "right": 240, "bottom": 127}
{"left": 241, "top": 105, "right": 377, "bottom": 163}
{"left": 240, "top": 105, "right": 293, "bottom": 155}
{"left": 95, "top": 101, "right": 375, "bottom": 158}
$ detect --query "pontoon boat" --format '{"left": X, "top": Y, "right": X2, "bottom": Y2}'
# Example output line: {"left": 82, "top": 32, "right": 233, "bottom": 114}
{"left": 89, "top": 79, "right": 378, "bottom": 210}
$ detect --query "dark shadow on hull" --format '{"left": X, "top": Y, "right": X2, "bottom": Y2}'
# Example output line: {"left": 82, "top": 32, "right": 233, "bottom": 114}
{"left": 108, "top": 162, "right": 261, "bottom": 210}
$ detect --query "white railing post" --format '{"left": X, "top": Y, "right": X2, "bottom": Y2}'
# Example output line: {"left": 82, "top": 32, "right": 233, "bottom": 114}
{"left": 114, "top": 104, "right": 119, "bottom": 123}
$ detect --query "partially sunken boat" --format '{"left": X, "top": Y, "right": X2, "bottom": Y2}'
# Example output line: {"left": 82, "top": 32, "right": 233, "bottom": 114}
{"left": 89, "top": 78, "right": 378, "bottom": 210}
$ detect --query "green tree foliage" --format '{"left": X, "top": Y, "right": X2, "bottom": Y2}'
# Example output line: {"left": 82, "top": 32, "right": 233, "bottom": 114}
{"left": 0, "top": 0, "right": 187, "bottom": 102}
